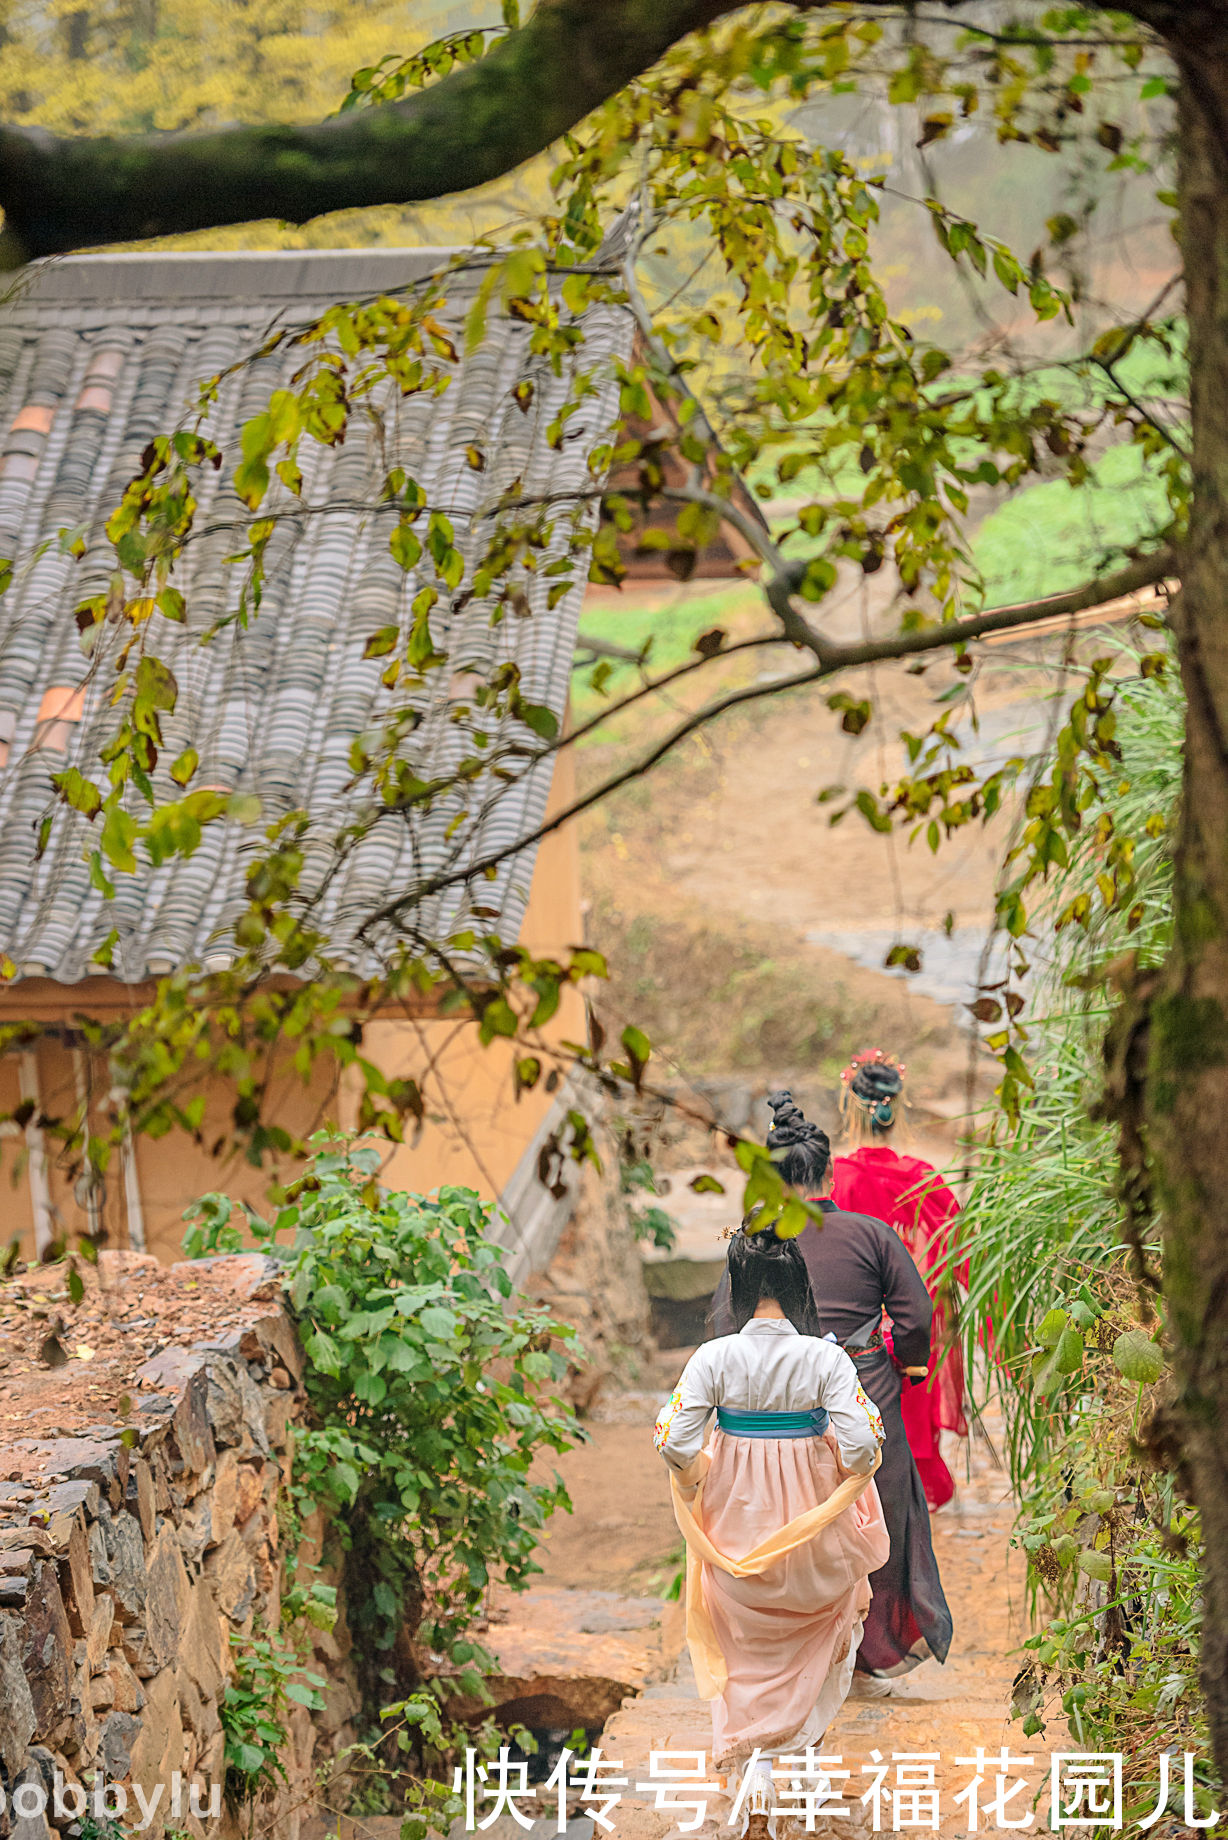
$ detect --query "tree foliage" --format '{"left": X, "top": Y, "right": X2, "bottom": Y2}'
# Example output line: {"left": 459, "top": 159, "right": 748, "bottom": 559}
{"left": 0, "top": 4, "right": 1185, "bottom": 1239}
{"left": 0, "top": 0, "right": 465, "bottom": 137}
{"left": 11, "top": 0, "right": 1228, "bottom": 1791}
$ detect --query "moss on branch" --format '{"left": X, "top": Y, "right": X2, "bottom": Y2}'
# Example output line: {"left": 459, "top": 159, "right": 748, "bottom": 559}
{"left": 0, "top": 0, "right": 735, "bottom": 260}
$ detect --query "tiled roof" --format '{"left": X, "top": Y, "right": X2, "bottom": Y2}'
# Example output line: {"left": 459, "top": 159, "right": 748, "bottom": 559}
{"left": 0, "top": 250, "right": 628, "bottom": 985}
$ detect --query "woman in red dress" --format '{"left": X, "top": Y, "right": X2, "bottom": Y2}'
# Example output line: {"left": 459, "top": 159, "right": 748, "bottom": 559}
{"left": 831, "top": 1049, "right": 968, "bottom": 1510}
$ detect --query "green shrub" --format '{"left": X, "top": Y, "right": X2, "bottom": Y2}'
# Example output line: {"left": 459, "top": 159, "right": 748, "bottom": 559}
{"left": 960, "top": 642, "right": 1218, "bottom": 1826}
{"left": 184, "top": 1138, "right": 581, "bottom": 1704}
{"left": 220, "top": 1631, "right": 325, "bottom": 1802}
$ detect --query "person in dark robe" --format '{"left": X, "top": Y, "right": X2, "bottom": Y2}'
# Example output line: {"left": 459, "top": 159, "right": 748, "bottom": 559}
{"left": 711, "top": 1090, "right": 953, "bottom": 1682}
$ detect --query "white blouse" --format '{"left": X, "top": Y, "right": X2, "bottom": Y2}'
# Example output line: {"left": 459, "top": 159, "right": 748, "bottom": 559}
{"left": 654, "top": 1319, "right": 886, "bottom": 1475}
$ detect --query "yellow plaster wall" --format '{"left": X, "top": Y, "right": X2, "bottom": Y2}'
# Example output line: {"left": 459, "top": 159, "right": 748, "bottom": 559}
{"left": 352, "top": 736, "right": 585, "bottom": 1198}
{"left": 0, "top": 746, "right": 584, "bottom": 1265}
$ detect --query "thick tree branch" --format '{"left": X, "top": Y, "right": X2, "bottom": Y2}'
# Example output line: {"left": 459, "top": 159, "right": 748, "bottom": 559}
{"left": 806, "top": 548, "right": 1175, "bottom": 670}
{"left": 0, "top": 0, "right": 737, "bottom": 261}
{"left": 0, "top": 0, "right": 1200, "bottom": 262}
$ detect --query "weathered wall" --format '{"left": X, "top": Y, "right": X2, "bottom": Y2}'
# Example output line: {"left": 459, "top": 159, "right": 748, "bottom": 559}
{"left": 0, "top": 1250, "right": 358, "bottom": 1840}
{"left": 530, "top": 1138, "right": 656, "bottom": 1412}
{"left": 0, "top": 745, "right": 585, "bottom": 1267}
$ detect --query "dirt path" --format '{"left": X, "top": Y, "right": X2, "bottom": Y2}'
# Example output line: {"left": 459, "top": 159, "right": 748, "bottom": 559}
{"left": 305, "top": 1388, "right": 1023, "bottom": 1840}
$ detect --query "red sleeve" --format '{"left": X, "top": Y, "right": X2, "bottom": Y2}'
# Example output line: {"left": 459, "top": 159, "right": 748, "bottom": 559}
{"left": 910, "top": 1165, "right": 968, "bottom": 1290}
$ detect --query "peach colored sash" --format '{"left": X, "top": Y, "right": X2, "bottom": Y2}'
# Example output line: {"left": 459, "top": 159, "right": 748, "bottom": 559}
{"left": 669, "top": 1452, "right": 882, "bottom": 1699}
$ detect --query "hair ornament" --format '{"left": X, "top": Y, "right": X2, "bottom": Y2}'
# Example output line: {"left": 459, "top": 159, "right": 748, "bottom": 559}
{"left": 839, "top": 1049, "right": 907, "bottom": 1136}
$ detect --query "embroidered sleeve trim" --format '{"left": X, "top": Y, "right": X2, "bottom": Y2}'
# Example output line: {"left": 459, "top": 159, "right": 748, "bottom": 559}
{"left": 653, "top": 1384, "right": 685, "bottom": 1453}
{"left": 855, "top": 1381, "right": 886, "bottom": 1447}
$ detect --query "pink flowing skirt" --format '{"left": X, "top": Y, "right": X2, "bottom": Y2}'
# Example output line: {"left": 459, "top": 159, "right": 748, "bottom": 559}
{"left": 699, "top": 1429, "right": 890, "bottom": 1768}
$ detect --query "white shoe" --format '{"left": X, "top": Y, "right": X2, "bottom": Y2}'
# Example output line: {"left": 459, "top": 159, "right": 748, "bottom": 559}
{"left": 738, "top": 1758, "right": 777, "bottom": 1840}
{"left": 849, "top": 1672, "right": 893, "bottom": 1699}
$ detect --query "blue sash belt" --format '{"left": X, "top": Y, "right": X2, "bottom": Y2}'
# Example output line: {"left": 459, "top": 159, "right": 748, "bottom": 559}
{"left": 716, "top": 1406, "right": 830, "bottom": 1439}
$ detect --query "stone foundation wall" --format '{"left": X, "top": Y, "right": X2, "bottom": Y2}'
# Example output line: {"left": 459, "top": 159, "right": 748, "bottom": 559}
{"left": 0, "top": 1251, "right": 359, "bottom": 1840}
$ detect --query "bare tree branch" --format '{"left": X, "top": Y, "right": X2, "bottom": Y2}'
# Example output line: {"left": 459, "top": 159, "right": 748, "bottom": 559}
{"left": 805, "top": 548, "right": 1175, "bottom": 669}
{"left": 575, "top": 631, "right": 648, "bottom": 663}
{"left": 361, "top": 546, "right": 1175, "bottom": 935}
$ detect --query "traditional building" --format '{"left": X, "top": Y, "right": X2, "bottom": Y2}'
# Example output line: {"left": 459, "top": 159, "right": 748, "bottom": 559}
{"left": 0, "top": 247, "right": 753, "bottom": 1272}
{"left": 0, "top": 248, "right": 632, "bottom": 1270}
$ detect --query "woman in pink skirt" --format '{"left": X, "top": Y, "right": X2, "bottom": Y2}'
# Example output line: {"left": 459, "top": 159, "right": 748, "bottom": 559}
{"left": 654, "top": 1225, "right": 889, "bottom": 1835}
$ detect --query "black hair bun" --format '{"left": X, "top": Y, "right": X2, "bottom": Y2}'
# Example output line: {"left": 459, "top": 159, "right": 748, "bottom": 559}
{"left": 766, "top": 1089, "right": 830, "bottom": 1157}
{"left": 739, "top": 1210, "right": 795, "bottom": 1247}
{"left": 850, "top": 1063, "right": 903, "bottom": 1102}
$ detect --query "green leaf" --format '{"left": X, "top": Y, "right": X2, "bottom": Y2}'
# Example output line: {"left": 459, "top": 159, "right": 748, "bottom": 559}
{"left": 101, "top": 805, "right": 137, "bottom": 874}
{"left": 364, "top": 625, "right": 399, "bottom": 659}
{"left": 418, "top": 1305, "right": 458, "bottom": 1339}
{"left": 390, "top": 522, "right": 422, "bottom": 572}
{"left": 170, "top": 748, "right": 199, "bottom": 787}
{"left": 53, "top": 768, "right": 102, "bottom": 820}
{"left": 621, "top": 1024, "right": 651, "bottom": 1066}
{"left": 90, "top": 927, "right": 119, "bottom": 967}
{"left": 227, "top": 793, "right": 262, "bottom": 826}
{"left": 134, "top": 654, "right": 178, "bottom": 713}
{"left": 479, "top": 995, "right": 517, "bottom": 1043}
{"left": 89, "top": 851, "right": 116, "bottom": 900}
{"left": 1036, "top": 1308, "right": 1068, "bottom": 1349}
{"left": 1078, "top": 1550, "right": 1112, "bottom": 1584}
{"left": 156, "top": 587, "right": 186, "bottom": 623}
{"left": 266, "top": 389, "right": 301, "bottom": 445}
{"left": 520, "top": 702, "right": 559, "bottom": 741}
{"left": 1112, "top": 1328, "right": 1164, "bottom": 1385}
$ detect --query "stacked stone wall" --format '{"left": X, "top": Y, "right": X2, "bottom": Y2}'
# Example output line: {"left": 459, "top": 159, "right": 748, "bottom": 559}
{"left": 0, "top": 1251, "right": 359, "bottom": 1840}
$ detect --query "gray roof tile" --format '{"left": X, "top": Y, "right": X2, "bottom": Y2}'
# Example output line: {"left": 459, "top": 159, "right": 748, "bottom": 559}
{"left": 0, "top": 250, "right": 629, "bottom": 984}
